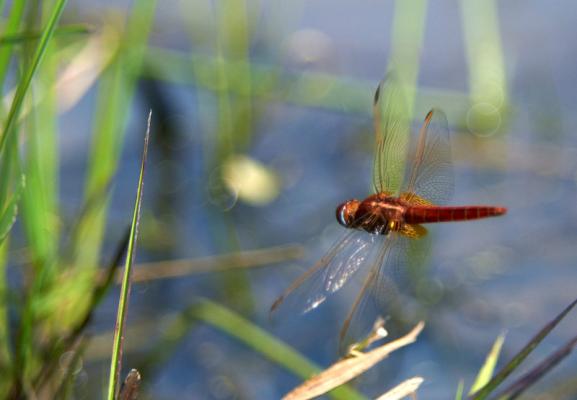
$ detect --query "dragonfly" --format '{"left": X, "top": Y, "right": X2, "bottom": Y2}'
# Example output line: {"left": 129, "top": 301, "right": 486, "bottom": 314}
{"left": 270, "top": 75, "right": 507, "bottom": 349}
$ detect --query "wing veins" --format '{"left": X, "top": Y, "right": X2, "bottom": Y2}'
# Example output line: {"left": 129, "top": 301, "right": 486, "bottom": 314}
{"left": 271, "top": 213, "right": 382, "bottom": 315}
{"left": 338, "top": 234, "right": 391, "bottom": 348}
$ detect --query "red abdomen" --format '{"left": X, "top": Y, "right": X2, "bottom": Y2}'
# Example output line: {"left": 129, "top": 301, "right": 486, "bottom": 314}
{"left": 404, "top": 205, "right": 507, "bottom": 224}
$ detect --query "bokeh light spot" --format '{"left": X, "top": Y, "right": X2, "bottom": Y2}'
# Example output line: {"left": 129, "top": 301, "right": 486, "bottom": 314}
{"left": 222, "top": 155, "right": 280, "bottom": 206}
{"left": 466, "top": 102, "right": 502, "bottom": 137}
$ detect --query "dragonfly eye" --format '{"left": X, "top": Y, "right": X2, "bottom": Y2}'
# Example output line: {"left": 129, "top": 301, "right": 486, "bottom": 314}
{"left": 336, "top": 200, "right": 360, "bottom": 227}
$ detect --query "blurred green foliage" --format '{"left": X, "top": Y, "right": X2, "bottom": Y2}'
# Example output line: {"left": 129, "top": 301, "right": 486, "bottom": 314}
{"left": 2, "top": 0, "right": 570, "bottom": 399}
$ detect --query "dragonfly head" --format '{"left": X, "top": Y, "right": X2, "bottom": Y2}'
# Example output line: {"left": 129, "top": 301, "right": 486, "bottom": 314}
{"left": 336, "top": 199, "right": 360, "bottom": 227}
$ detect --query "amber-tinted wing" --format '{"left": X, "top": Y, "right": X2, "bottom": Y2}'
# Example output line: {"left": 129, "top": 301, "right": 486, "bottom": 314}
{"left": 372, "top": 75, "right": 411, "bottom": 195}
{"left": 401, "top": 108, "right": 454, "bottom": 206}
{"left": 270, "top": 223, "right": 383, "bottom": 317}
{"left": 399, "top": 223, "right": 427, "bottom": 239}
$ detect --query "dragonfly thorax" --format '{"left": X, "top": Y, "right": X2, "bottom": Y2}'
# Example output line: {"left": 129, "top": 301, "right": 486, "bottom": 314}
{"left": 336, "top": 194, "right": 407, "bottom": 235}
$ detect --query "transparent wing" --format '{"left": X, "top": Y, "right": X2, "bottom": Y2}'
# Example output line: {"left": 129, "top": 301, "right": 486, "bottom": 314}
{"left": 338, "top": 232, "right": 420, "bottom": 353}
{"left": 401, "top": 108, "right": 454, "bottom": 205}
{"left": 372, "top": 74, "right": 411, "bottom": 195}
{"left": 270, "top": 227, "right": 381, "bottom": 317}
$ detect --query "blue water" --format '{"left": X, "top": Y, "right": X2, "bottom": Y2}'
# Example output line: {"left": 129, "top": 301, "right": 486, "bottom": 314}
{"left": 56, "top": 0, "right": 577, "bottom": 398}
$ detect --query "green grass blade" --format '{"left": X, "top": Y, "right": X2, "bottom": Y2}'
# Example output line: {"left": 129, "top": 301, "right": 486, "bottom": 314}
{"left": 0, "top": 174, "right": 23, "bottom": 243}
{"left": 0, "top": 1, "right": 27, "bottom": 91}
{"left": 73, "top": 0, "right": 157, "bottom": 269}
{"left": 7, "top": 6, "right": 65, "bottom": 391}
{"left": 20, "top": 26, "right": 59, "bottom": 268}
{"left": 0, "top": 24, "right": 91, "bottom": 46}
{"left": 189, "top": 298, "right": 366, "bottom": 400}
{"left": 455, "top": 379, "right": 464, "bottom": 400}
{"left": 106, "top": 112, "right": 151, "bottom": 400}
{"left": 389, "top": 0, "right": 428, "bottom": 114}
{"left": 191, "top": 0, "right": 256, "bottom": 315}
{"left": 0, "top": 125, "right": 18, "bottom": 204}
{"left": 469, "top": 333, "right": 506, "bottom": 395}
{"left": 0, "top": 238, "right": 9, "bottom": 397}
{"left": 0, "top": 0, "right": 68, "bottom": 154}
{"left": 0, "top": 102, "right": 21, "bottom": 394}
{"left": 461, "top": 0, "right": 508, "bottom": 135}
{"left": 495, "top": 334, "right": 577, "bottom": 400}
{"left": 0, "top": 121, "right": 22, "bottom": 246}
{"left": 470, "top": 297, "right": 577, "bottom": 399}
{"left": 31, "top": 229, "right": 130, "bottom": 395}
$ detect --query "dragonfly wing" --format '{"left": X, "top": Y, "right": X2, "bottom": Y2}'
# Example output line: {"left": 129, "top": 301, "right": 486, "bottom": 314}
{"left": 402, "top": 108, "right": 454, "bottom": 205}
{"left": 399, "top": 223, "right": 427, "bottom": 239}
{"left": 338, "top": 233, "right": 419, "bottom": 352}
{"left": 270, "top": 228, "right": 381, "bottom": 317}
{"left": 372, "top": 74, "right": 411, "bottom": 195}
{"left": 338, "top": 235, "right": 389, "bottom": 352}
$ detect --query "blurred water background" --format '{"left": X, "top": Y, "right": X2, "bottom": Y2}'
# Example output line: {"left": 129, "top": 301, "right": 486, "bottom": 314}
{"left": 13, "top": 0, "right": 577, "bottom": 398}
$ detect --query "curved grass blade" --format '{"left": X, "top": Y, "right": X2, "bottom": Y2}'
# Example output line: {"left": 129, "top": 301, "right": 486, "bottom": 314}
{"left": 190, "top": 298, "right": 366, "bottom": 400}
{"left": 470, "top": 297, "right": 577, "bottom": 399}
{"left": 468, "top": 333, "right": 505, "bottom": 395}
{"left": 0, "top": 1, "right": 26, "bottom": 88}
{"left": 0, "top": 24, "right": 91, "bottom": 46}
{"left": 494, "top": 333, "right": 577, "bottom": 400}
{"left": 106, "top": 112, "right": 151, "bottom": 400}
{"left": 0, "top": 0, "right": 68, "bottom": 154}
{"left": 74, "top": 0, "right": 157, "bottom": 269}
{"left": 455, "top": 380, "right": 465, "bottom": 400}
{"left": 0, "top": 128, "right": 22, "bottom": 245}
{"left": 0, "top": 174, "right": 23, "bottom": 244}
{"left": 33, "top": 227, "right": 130, "bottom": 393}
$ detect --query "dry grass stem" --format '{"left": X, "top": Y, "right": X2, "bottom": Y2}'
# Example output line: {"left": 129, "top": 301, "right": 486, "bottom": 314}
{"left": 113, "top": 244, "right": 304, "bottom": 283}
{"left": 374, "top": 376, "right": 424, "bottom": 400}
{"left": 119, "top": 369, "right": 142, "bottom": 400}
{"left": 348, "top": 317, "right": 388, "bottom": 354}
{"left": 282, "top": 321, "right": 425, "bottom": 400}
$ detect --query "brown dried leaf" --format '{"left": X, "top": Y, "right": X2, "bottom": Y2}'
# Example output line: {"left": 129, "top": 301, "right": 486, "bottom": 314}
{"left": 375, "top": 376, "right": 424, "bottom": 400}
{"left": 119, "top": 369, "right": 142, "bottom": 400}
{"left": 283, "top": 322, "right": 425, "bottom": 400}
